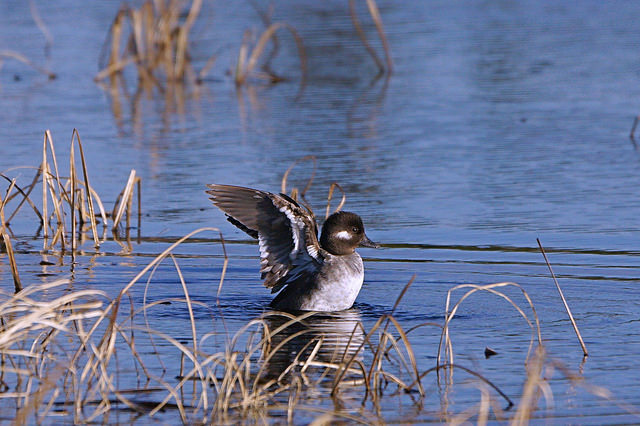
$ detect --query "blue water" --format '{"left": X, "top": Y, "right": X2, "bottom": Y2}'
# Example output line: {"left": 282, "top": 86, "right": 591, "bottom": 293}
{"left": 1, "top": 0, "right": 640, "bottom": 423}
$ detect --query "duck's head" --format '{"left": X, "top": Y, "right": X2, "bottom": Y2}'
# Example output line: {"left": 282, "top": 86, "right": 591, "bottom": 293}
{"left": 320, "top": 211, "right": 378, "bottom": 255}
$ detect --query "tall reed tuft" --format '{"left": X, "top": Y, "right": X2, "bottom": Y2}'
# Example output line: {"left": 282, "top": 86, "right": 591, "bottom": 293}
{"left": 96, "top": 0, "right": 211, "bottom": 86}
{"left": 1, "top": 129, "right": 140, "bottom": 256}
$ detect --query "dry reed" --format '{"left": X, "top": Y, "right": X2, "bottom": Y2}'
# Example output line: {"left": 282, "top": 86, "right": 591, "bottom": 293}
{"left": 2, "top": 158, "right": 628, "bottom": 423}
{"left": 1, "top": 129, "right": 139, "bottom": 257}
{"left": 349, "top": 0, "right": 393, "bottom": 74}
{"left": 537, "top": 238, "right": 588, "bottom": 356}
{"left": 234, "top": 22, "right": 307, "bottom": 87}
{"left": 1, "top": 251, "right": 617, "bottom": 423}
{"left": 0, "top": 179, "right": 22, "bottom": 292}
{"left": 437, "top": 282, "right": 542, "bottom": 372}
{"left": 0, "top": 50, "right": 56, "bottom": 80}
{"left": 96, "top": 0, "right": 212, "bottom": 86}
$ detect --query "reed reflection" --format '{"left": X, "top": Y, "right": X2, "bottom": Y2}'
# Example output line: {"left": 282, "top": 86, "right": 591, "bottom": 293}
{"left": 259, "top": 309, "right": 365, "bottom": 387}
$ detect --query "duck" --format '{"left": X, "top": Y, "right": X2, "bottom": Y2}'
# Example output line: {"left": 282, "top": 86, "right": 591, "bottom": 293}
{"left": 206, "top": 184, "right": 378, "bottom": 311}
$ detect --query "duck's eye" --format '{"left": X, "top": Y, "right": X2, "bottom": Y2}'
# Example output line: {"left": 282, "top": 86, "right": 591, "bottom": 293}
{"left": 352, "top": 226, "right": 360, "bottom": 233}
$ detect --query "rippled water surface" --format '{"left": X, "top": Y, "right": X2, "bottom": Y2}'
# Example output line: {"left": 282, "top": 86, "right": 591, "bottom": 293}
{"left": 1, "top": 0, "right": 640, "bottom": 423}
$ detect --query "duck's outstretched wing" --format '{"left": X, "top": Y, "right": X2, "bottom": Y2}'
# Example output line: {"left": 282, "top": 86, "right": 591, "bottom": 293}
{"left": 206, "top": 184, "right": 323, "bottom": 292}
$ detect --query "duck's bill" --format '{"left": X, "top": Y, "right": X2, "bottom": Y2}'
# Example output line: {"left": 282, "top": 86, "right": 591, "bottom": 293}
{"left": 359, "top": 234, "right": 380, "bottom": 249}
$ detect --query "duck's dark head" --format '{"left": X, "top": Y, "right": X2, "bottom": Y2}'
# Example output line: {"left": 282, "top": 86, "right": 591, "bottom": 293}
{"left": 320, "top": 211, "right": 378, "bottom": 255}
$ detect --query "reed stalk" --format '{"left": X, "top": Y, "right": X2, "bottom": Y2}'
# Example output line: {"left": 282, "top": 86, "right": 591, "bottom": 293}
{"left": 537, "top": 238, "right": 588, "bottom": 356}
{"left": 0, "top": 179, "right": 22, "bottom": 292}
{"left": 234, "top": 23, "right": 307, "bottom": 87}
{"left": 349, "top": 0, "right": 393, "bottom": 74}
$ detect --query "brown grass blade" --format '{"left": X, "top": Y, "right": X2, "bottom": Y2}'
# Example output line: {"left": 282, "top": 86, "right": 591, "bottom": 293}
{"left": 510, "top": 346, "right": 548, "bottom": 425}
{"left": 0, "top": 50, "right": 56, "bottom": 79}
{"left": 280, "top": 155, "right": 316, "bottom": 196}
{"left": 349, "top": 0, "right": 393, "bottom": 74}
{"left": 349, "top": 0, "right": 384, "bottom": 72}
{"left": 41, "top": 133, "right": 49, "bottom": 238}
{"left": 70, "top": 133, "right": 77, "bottom": 252}
{"left": 73, "top": 130, "right": 99, "bottom": 248}
{"left": 324, "top": 183, "right": 346, "bottom": 220}
{"left": 386, "top": 315, "right": 424, "bottom": 395}
{"left": 174, "top": 0, "right": 202, "bottom": 79}
{"left": 235, "top": 30, "right": 250, "bottom": 85}
{"left": 236, "top": 23, "right": 307, "bottom": 87}
{"left": 197, "top": 53, "right": 218, "bottom": 83}
{"left": 43, "top": 130, "right": 68, "bottom": 248}
{"left": 536, "top": 238, "right": 588, "bottom": 357}
{"left": 1, "top": 180, "right": 22, "bottom": 292}
{"left": 0, "top": 179, "right": 16, "bottom": 225}
{"left": 365, "top": 0, "right": 392, "bottom": 73}
{"left": 2, "top": 170, "right": 43, "bottom": 224}
{"left": 28, "top": 0, "right": 53, "bottom": 58}
{"left": 112, "top": 169, "right": 137, "bottom": 230}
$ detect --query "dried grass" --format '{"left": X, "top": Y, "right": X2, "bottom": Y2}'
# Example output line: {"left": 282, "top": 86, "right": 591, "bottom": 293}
{"left": 437, "top": 282, "right": 542, "bottom": 371}
{"left": 234, "top": 22, "right": 307, "bottom": 87}
{"left": 96, "top": 0, "right": 208, "bottom": 85}
{"left": 1, "top": 130, "right": 139, "bottom": 252}
{"left": 0, "top": 179, "right": 22, "bottom": 292}
{"left": 349, "top": 0, "right": 393, "bottom": 74}
{"left": 537, "top": 238, "right": 588, "bottom": 356}
{"left": 1, "top": 248, "right": 621, "bottom": 423}
{"left": 1, "top": 158, "right": 631, "bottom": 423}
{"left": 4, "top": 224, "right": 415, "bottom": 423}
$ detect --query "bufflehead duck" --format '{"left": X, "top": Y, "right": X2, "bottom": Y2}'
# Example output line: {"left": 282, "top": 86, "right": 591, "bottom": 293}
{"left": 206, "top": 184, "right": 378, "bottom": 311}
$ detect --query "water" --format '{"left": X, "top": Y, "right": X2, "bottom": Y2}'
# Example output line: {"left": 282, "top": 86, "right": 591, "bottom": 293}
{"left": 1, "top": 0, "right": 640, "bottom": 423}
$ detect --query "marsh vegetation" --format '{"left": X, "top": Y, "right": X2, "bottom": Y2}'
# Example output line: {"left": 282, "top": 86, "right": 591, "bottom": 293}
{"left": 2, "top": 1, "right": 640, "bottom": 424}
{"left": 0, "top": 140, "right": 622, "bottom": 423}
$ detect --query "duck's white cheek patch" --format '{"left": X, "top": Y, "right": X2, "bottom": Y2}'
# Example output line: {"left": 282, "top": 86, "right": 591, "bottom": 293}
{"left": 334, "top": 230, "right": 351, "bottom": 240}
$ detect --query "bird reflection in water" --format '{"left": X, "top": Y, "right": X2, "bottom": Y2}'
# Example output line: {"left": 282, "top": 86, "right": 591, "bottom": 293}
{"left": 258, "top": 309, "right": 365, "bottom": 388}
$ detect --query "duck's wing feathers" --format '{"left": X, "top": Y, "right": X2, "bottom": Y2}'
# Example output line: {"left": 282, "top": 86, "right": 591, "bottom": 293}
{"left": 206, "top": 184, "right": 324, "bottom": 292}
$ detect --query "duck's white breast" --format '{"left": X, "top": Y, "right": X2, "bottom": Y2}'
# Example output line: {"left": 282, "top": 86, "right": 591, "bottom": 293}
{"left": 299, "top": 253, "right": 364, "bottom": 311}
